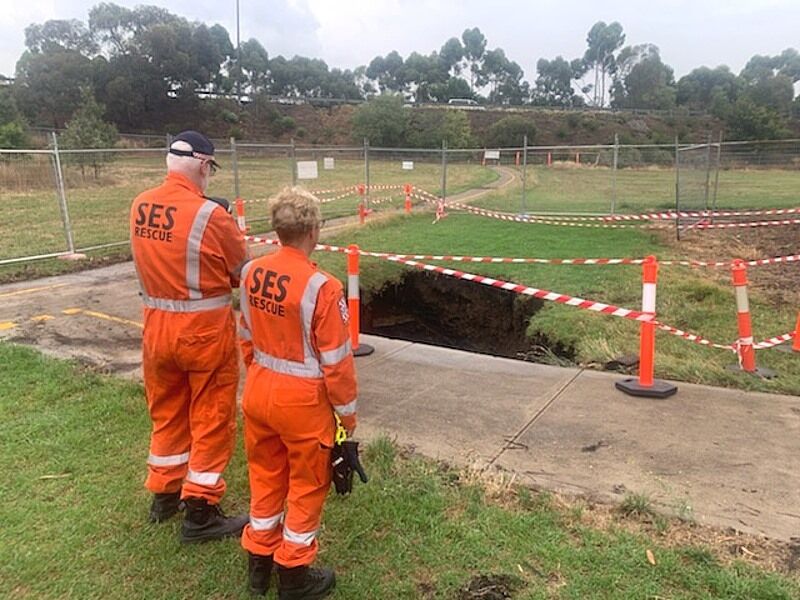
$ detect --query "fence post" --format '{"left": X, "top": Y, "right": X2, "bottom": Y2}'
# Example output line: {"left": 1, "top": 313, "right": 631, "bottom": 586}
{"left": 50, "top": 132, "right": 82, "bottom": 259}
{"left": 290, "top": 137, "right": 297, "bottom": 186}
{"left": 728, "top": 260, "right": 775, "bottom": 377}
{"left": 703, "top": 132, "right": 713, "bottom": 212}
{"left": 441, "top": 139, "right": 447, "bottom": 204}
{"left": 347, "top": 244, "right": 375, "bottom": 357}
{"left": 711, "top": 131, "right": 723, "bottom": 218}
{"left": 674, "top": 135, "right": 680, "bottom": 241}
{"left": 363, "top": 137, "right": 370, "bottom": 209}
{"left": 231, "top": 136, "right": 240, "bottom": 201}
{"left": 611, "top": 133, "right": 619, "bottom": 215}
{"left": 615, "top": 256, "right": 677, "bottom": 399}
{"left": 520, "top": 133, "right": 528, "bottom": 214}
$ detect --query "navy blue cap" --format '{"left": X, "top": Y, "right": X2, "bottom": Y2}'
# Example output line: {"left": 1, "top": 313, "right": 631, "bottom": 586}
{"left": 169, "top": 130, "right": 220, "bottom": 168}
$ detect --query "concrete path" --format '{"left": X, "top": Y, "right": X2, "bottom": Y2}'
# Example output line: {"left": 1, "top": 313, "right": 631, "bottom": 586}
{"left": 1, "top": 261, "right": 799, "bottom": 541}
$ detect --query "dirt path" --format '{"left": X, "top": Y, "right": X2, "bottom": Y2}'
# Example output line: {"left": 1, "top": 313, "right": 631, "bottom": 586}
{"left": 446, "top": 165, "right": 518, "bottom": 204}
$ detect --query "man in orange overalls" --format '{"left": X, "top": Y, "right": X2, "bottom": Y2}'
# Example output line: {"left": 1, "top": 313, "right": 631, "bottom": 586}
{"left": 130, "top": 130, "right": 249, "bottom": 543}
{"left": 238, "top": 188, "right": 357, "bottom": 598}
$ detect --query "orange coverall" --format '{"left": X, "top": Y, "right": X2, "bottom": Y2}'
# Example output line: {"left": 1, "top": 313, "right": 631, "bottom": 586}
{"left": 238, "top": 246, "right": 358, "bottom": 567}
{"left": 130, "top": 172, "right": 247, "bottom": 504}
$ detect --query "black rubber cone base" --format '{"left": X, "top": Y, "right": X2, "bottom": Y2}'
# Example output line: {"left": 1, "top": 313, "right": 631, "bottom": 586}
{"left": 726, "top": 364, "right": 777, "bottom": 379}
{"left": 353, "top": 343, "right": 375, "bottom": 357}
{"left": 616, "top": 377, "right": 678, "bottom": 399}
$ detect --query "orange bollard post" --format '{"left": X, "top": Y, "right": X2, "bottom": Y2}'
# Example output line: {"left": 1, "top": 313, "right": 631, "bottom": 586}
{"left": 728, "top": 260, "right": 775, "bottom": 377}
{"left": 404, "top": 183, "right": 413, "bottom": 214}
{"left": 358, "top": 201, "right": 367, "bottom": 224}
{"left": 547, "top": 152, "right": 552, "bottom": 167}
{"left": 347, "top": 244, "right": 374, "bottom": 357}
{"left": 793, "top": 312, "right": 800, "bottom": 352}
{"left": 235, "top": 198, "right": 247, "bottom": 232}
{"left": 616, "top": 256, "right": 678, "bottom": 399}
{"left": 576, "top": 152, "right": 580, "bottom": 165}
{"left": 515, "top": 151, "right": 520, "bottom": 166}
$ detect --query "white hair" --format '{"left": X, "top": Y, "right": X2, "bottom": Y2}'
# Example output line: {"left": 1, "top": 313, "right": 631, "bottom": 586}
{"left": 165, "top": 140, "right": 203, "bottom": 176}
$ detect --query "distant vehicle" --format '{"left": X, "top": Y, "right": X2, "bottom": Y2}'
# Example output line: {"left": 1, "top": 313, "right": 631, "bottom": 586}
{"left": 447, "top": 98, "right": 485, "bottom": 110}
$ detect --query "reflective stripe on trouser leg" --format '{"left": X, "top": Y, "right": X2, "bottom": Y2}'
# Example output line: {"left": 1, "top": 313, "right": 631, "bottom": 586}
{"left": 241, "top": 411, "right": 290, "bottom": 557}
{"left": 275, "top": 436, "right": 333, "bottom": 568}
{"left": 181, "top": 333, "right": 238, "bottom": 503}
{"left": 142, "top": 319, "right": 192, "bottom": 495}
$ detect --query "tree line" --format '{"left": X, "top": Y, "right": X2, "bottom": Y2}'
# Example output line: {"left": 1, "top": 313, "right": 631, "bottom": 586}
{"left": 1, "top": 3, "right": 799, "bottom": 146}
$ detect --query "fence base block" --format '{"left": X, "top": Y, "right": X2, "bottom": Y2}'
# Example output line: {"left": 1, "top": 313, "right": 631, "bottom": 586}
{"left": 615, "top": 378, "right": 678, "bottom": 399}
{"left": 725, "top": 364, "right": 777, "bottom": 379}
{"left": 353, "top": 343, "right": 375, "bottom": 357}
{"left": 58, "top": 253, "right": 87, "bottom": 261}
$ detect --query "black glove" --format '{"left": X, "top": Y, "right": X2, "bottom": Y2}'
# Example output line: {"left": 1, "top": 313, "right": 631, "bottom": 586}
{"left": 331, "top": 440, "right": 368, "bottom": 496}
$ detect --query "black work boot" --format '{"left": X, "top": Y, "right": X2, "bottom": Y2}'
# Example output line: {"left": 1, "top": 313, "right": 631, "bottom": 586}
{"left": 149, "top": 491, "right": 183, "bottom": 523}
{"left": 277, "top": 565, "right": 336, "bottom": 600}
{"left": 248, "top": 553, "right": 274, "bottom": 596}
{"left": 180, "top": 497, "right": 248, "bottom": 544}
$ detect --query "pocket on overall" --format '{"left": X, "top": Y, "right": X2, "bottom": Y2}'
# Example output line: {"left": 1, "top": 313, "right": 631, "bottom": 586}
{"left": 176, "top": 329, "right": 229, "bottom": 372}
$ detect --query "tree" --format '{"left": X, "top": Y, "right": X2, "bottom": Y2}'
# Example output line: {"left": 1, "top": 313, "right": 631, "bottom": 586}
{"left": 366, "top": 51, "right": 405, "bottom": 94}
{"left": 727, "top": 97, "right": 789, "bottom": 140}
{"left": 60, "top": 89, "right": 119, "bottom": 179}
{"left": 238, "top": 38, "right": 270, "bottom": 93}
{"left": 406, "top": 109, "right": 474, "bottom": 148}
{"left": 24, "top": 19, "right": 97, "bottom": 55}
{"left": 14, "top": 49, "right": 94, "bottom": 127}
{"left": 351, "top": 95, "right": 409, "bottom": 146}
{"left": 676, "top": 66, "right": 741, "bottom": 115}
{"left": 611, "top": 44, "right": 676, "bottom": 110}
{"left": 0, "top": 88, "right": 28, "bottom": 149}
{"left": 461, "top": 27, "right": 487, "bottom": 92}
{"left": 439, "top": 38, "right": 464, "bottom": 75}
{"left": 740, "top": 50, "right": 796, "bottom": 115}
{"left": 486, "top": 116, "right": 537, "bottom": 147}
{"left": 532, "top": 56, "right": 582, "bottom": 107}
{"left": 576, "top": 21, "right": 625, "bottom": 107}
{"left": 480, "top": 48, "right": 527, "bottom": 104}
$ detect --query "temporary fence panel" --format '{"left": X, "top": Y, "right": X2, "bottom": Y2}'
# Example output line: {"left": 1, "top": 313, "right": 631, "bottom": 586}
{"left": 59, "top": 147, "right": 170, "bottom": 252}
{"left": 368, "top": 147, "right": 446, "bottom": 212}
{"left": 292, "top": 144, "right": 365, "bottom": 221}
{"left": 675, "top": 135, "right": 719, "bottom": 238}
{"left": 232, "top": 143, "right": 294, "bottom": 230}
{"left": 0, "top": 148, "right": 71, "bottom": 264}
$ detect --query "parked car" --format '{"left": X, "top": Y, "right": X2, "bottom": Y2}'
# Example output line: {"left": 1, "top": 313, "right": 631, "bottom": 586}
{"left": 447, "top": 98, "right": 485, "bottom": 110}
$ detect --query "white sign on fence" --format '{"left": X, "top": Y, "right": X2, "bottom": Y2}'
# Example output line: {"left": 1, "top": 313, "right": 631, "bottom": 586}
{"left": 297, "top": 160, "right": 319, "bottom": 179}
{"left": 402, "top": 161, "right": 414, "bottom": 170}
{"left": 484, "top": 149, "right": 500, "bottom": 160}
{"left": 323, "top": 157, "right": 335, "bottom": 170}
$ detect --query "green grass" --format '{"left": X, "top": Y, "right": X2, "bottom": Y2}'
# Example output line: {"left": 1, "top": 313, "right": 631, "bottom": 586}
{"left": 2, "top": 342, "right": 798, "bottom": 599}
{"left": 472, "top": 165, "right": 800, "bottom": 214}
{"left": 312, "top": 213, "right": 800, "bottom": 395}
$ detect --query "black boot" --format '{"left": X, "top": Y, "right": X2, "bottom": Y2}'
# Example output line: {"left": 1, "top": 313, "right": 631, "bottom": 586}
{"left": 180, "top": 497, "right": 248, "bottom": 544}
{"left": 248, "top": 553, "right": 273, "bottom": 596}
{"left": 277, "top": 565, "right": 336, "bottom": 600}
{"left": 149, "top": 491, "right": 183, "bottom": 523}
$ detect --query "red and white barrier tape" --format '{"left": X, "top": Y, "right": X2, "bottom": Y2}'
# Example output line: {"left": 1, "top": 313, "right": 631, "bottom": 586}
{"left": 753, "top": 332, "right": 796, "bottom": 350}
{"left": 694, "top": 218, "right": 800, "bottom": 230}
{"left": 246, "top": 235, "right": 793, "bottom": 352}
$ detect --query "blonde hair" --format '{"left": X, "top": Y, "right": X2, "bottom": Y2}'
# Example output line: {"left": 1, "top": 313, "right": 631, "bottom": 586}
{"left": 269, "top": 187, "right": 322, "bottom": 244}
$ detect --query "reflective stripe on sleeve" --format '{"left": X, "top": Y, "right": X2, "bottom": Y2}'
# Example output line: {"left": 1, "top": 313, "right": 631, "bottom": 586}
{"left": 186, "top": 469, "right": 222, "bottom": 486}
{"left": 186, "top": 200, "right": 219, "bottom": 300}
{"left": 147, "top": 451, "right": 190, "bottom": 466}
{"left": 319, "top": 340, "right": 352, "bottom": 366}
{"left": 283, "top": 526, "right": 317, "bottom": 546}
{"left": 239, "top": 260, "right": 254, "bottom": 331}
{"left": 333, "top": 398, "right": 357, "bottom": 416}
{"left": 250, "top": 512, "right": 284, "bottom": 531}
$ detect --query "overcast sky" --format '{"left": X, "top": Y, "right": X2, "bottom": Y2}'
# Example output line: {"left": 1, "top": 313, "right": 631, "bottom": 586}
{"left": 1, "top": 0, "right": 798, "bottom": 82}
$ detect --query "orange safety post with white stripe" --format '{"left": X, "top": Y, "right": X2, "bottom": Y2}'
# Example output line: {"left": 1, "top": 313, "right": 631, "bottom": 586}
{"left": 403, "top": 183, "right": 412, "bottom": 214}
{"left": 728, "top": 259, "right": 776, "bottom": 377}
{"left": 616, "top": 256, "right": 677, "bottom": 398}
{"left": 793, "top": 311, "right": 800, "bottom": 352}
{"left": 731, "top": 259, "right": 756, "bottom": 371}
{"left": 358, "top": 202, "right": 367, "bottom": 225}
{"left": 346, "top": 244, "right": 374, "bottom": 357}
{"left": 235, "top": 198, "right": 247, "bottom": 232}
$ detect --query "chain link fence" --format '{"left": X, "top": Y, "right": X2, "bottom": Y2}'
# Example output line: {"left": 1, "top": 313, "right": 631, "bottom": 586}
{"left": 2, "top": 134, "right": 799, "bottom": 267}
